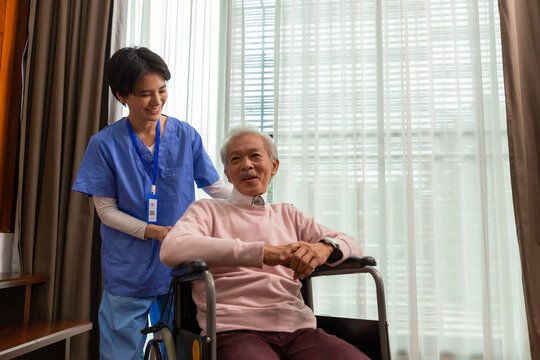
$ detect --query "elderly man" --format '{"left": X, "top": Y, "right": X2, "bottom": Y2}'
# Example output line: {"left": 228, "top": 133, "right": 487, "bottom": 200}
{"left": 160, "top": 126, "right": 369, "bottom": 360}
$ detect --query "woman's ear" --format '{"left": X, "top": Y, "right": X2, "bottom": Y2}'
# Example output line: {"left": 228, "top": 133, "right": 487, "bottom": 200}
{"left": 116, "top": 92, "right": 127, "bottom": 105}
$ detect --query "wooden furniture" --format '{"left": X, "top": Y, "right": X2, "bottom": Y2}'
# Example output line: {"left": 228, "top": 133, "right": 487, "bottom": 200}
{"left": 0, "top": 273, "right": 92, "bottom": 359}
{"left": 0, "top": 0, "right": 31, "bottom": 232}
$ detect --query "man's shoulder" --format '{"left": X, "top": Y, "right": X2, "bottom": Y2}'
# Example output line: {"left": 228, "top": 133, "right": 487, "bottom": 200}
{"left": 269, "top": 202, "right": 298, "bottom": 211}
{"left": 190, "top": 198, "right": 231, "bottom": 209}
{"left": 269, "top": 202, "right": 311, "bottom": 219}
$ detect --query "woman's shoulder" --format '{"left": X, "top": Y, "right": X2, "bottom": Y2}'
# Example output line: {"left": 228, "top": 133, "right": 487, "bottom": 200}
{"left": 91, "top": 118, "right": 126, "bottom": 141}
{"left": 165, "top": 116, "right": 187, "bottom": 128}
{"left": 84, "top": 122, "right": 127, "bottom": 155}
{"left": 164, "top": 116, "right": 200, "bottom": 136}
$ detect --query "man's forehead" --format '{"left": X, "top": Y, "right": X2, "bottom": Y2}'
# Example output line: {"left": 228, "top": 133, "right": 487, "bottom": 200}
{"left": 229, "top": 144, "right": 264, "bottom": 151}
{"left": 228, "top": 134, "right": 266, "bottom": 152}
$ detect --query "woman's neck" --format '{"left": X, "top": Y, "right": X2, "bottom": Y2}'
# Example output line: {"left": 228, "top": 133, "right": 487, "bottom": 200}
{"left": 127, "top": 115, "right": 167, "bottom": 146}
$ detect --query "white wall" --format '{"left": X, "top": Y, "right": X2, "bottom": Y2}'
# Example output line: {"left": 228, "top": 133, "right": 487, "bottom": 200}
{"left": 0, "top": 232, "right": 20, "bottom": 273}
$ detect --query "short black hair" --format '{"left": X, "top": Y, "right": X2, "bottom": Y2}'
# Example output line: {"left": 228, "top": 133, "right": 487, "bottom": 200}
{"left": 105, "top": 47, "right": 171, "bottom": 102}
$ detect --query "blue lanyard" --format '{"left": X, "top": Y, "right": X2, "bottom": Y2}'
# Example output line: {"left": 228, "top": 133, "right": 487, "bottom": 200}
{"left": 126, "top": 117, "right": 160, "bottom": 194}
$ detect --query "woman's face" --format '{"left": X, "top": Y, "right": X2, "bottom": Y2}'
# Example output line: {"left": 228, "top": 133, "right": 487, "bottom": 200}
{"left": 118, "top": 71, "right": 168, "bottom": 124}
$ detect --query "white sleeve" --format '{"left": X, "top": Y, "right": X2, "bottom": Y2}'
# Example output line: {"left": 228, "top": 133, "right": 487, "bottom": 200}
{"left": 202, "top": 179, "right": 232, "bottom": 199}
{"left": 93, "top": 195, "right": 147, "bottom": 239}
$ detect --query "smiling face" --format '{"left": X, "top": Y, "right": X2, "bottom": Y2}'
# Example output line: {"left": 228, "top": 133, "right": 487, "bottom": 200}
{"left": 224, "top": 133, "right": 279, "bottom": 196}
{"left": 118, "top": 71, "right": 167, "bottom": 124}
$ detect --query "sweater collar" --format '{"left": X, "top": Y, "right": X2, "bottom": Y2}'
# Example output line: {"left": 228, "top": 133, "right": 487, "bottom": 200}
{"left": 229, "top": 187, "right": 268, "bottom": 206}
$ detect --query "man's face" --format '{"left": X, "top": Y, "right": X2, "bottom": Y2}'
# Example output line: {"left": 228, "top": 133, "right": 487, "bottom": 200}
{"left": 224, "top": 133, "right": 279, "bottom": 196}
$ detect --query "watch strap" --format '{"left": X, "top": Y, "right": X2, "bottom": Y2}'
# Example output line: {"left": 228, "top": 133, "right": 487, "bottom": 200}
{"left": 319, "top": 237, "right": 343, "bottom": 263}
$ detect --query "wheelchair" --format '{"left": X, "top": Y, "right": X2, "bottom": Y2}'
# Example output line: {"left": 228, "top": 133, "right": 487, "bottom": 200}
{"left": 143, "top": 256, "right": 390, "bottom": 360}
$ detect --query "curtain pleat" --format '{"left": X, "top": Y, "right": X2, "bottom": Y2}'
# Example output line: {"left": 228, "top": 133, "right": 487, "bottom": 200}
{"left": 16, "top": 0, "right": 112, "bottom": 358}
{"left": 498, "top": 0, "right": 540, "bottom": 357}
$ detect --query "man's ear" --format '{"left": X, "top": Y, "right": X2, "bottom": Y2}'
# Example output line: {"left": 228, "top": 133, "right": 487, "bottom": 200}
{"left": 271, "top": 159, "right": 280, "bottom": 176}
{"left": 224, "top": 168, "right": 232, "bottom": 183}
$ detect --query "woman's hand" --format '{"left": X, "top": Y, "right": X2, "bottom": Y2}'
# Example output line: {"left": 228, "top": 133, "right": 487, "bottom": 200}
{"left": 144, "top": 224, "right": 173, "bottom": 242}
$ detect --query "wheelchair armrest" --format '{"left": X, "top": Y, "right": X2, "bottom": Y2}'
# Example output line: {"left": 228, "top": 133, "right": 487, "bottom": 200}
{"left": 170, "top": 259, "right": 209, "bottom": 282}
{"left": 311, "top": 256, "right": 377, "bottom": 277}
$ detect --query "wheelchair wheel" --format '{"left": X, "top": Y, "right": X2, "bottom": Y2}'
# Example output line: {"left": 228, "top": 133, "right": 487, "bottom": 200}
{"left": 155, "top": 326, "right": 178, "bottom": 360}
{"left": 144, "top": 339, "right": 163, "bottom": 360}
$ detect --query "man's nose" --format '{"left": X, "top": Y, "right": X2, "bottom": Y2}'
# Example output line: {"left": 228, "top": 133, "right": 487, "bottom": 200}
{"left": 240, "top": 158, "right": 253, "bottom": 169}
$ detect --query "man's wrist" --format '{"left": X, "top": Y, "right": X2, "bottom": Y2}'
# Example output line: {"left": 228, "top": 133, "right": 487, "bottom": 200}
{"left": 319, "top": 237, "right": 343, "bottom": 263}
{"left": 319, "top": 242, "right": 334, "bottom": 257}
{"left": 263, "top": 245, "right": 283, "bottom": 266}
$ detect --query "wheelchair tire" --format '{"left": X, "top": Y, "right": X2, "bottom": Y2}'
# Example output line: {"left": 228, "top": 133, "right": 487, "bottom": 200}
{"left": 155, "top": 326, "right": 178, "bottom": 360}
{"left": 144, "top": 339, "right": 163, "bottom": 360}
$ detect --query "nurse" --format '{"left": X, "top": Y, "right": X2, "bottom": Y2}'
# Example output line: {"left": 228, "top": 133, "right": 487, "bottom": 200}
{"left": 72, "top": 47, "right": 230, "bottom": 359}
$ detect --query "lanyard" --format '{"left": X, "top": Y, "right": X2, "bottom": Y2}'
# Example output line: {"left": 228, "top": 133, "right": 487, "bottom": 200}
{"left": 126, "top": 117, "right": 160, "bottom": 195}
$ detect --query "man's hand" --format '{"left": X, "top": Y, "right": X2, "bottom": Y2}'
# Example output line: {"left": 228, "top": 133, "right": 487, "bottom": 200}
{"left": 279, "top": 242, "right": 333, "bottom": 280}
{"left": 263, "top": 245, "right": 289, "bottom": 266}
{"left": 144, "top": 224, "right": 173, "bottom": 242}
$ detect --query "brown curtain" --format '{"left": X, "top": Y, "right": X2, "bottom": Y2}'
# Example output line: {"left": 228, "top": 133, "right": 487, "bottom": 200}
{"left": 17, "top": 0, "right": 112, "bottom": 358}
{"left": 498, "top": 0, "right": 540, "bottom": 358}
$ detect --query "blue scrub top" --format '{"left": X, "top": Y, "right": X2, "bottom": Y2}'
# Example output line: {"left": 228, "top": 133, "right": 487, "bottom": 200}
{"left": 72, "top": 116, "right": 219, "bottom": 297}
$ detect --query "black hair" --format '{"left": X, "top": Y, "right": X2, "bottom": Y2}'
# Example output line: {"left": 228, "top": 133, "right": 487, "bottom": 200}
{"left": 105, "top": 47, "right": 171, "bottom": 102}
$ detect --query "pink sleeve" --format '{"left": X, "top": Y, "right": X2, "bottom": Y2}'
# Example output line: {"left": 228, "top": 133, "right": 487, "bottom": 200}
{"left": 159, "top": 200, "right": 264, "bottom": 267}
{"left": 288, "top": 204, "right": 363, "bottom": 262}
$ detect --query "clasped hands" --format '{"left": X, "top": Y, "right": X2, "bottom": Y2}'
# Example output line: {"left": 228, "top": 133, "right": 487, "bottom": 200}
{"left": 263, "top": 241, "right": 334, "bottom": 280}
{"left": 150, "top": 225, "right": 333, "bottom": 280}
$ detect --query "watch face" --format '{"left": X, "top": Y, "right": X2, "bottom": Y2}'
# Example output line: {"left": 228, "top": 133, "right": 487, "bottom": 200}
{"left": 321, "top": 237, "right": 339, "bottom": 249}
{"left": 320, "top": 237, "right": 342, "bottom": 263}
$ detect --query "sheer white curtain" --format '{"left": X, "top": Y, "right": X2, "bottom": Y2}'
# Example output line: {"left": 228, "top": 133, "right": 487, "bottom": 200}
{"left": 227, "top": 0, "right": 529, "bottom": 359}
{"left": 114, "top": 0, "right": 223, "bottom": 166}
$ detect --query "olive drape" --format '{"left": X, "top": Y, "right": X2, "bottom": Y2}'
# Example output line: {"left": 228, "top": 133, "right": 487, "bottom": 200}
{"left": 499, "top": 0, "right": 540, "bottom": 358}
{"left": 16, "top": 0, "right": 112, "bottom": 358}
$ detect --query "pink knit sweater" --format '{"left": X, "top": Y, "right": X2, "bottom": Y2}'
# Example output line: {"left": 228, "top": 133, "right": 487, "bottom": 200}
{"left": 160, "top": 197, "right": 362, "bottom": 334}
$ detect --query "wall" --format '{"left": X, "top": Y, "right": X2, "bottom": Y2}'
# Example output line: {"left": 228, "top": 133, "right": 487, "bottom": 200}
{"left": 0, "top": 232, "right": 20, "bottom": 272}
{"left": 0, "top": 0, "right": 28, "bottom": 231}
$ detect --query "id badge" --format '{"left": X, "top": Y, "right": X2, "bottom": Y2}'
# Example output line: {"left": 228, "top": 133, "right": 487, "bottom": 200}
{"left": 146, "top": 193, "right": 158, "bottom": 224}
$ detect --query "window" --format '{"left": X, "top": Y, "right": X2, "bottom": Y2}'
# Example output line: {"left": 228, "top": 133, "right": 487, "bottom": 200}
{"left": 228, "top": 0, "right": 528, "bottom": 358}
{"left": 228, "top": 0, "right": 275, "bottom": 134}
{"left": 122, "top": 0, "right": 222, "bottom": 163}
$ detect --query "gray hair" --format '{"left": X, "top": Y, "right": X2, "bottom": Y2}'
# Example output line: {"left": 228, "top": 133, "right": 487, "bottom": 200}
{"left": 220, "top": 126, "right": 278, "bottom": 170}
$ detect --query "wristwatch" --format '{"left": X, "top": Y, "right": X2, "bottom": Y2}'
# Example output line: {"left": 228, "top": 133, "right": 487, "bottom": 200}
{"left": 319, "top": 236, "right": 343, "bottom": 263}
